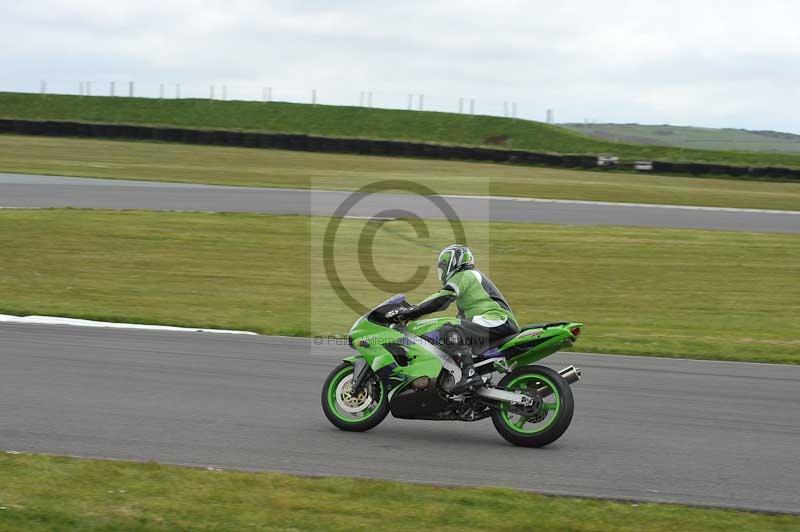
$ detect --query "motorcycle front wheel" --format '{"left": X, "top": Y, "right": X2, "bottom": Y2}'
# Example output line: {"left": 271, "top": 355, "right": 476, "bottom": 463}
{"left": 321, "top": 362, "right": 389, "bottom": 432}
{"left": 491, "top": 365, "right": 574, "bottom": 447}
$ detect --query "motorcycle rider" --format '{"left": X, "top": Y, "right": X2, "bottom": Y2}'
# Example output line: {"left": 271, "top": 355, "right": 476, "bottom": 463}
{"left": 387, "top": 244, "right": 519, "bottom": 393}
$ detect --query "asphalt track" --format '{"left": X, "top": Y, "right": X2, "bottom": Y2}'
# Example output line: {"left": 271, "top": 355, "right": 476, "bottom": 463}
{"left": 1, "top": 173, "right": 799, "bottom": 232}
{"left": 1, "top": 323, "right": 798, "bottom": 513}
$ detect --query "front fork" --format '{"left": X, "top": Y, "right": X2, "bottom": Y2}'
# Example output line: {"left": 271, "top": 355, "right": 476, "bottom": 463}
{"left": 343, "top": 354, "right": 400, "bottom": 394}
{"left": 350, "top": 358, "right": 370, "bottom": 393}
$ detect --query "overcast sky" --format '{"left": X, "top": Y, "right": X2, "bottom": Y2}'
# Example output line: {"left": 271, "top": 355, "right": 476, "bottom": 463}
{"left": 3, "top": 0, "right": 799, "bottom": 132}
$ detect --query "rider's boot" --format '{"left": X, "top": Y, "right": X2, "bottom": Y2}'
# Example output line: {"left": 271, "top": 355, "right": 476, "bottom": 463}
{"left": 449, "top": 352, "right": 483, "bottom": 394}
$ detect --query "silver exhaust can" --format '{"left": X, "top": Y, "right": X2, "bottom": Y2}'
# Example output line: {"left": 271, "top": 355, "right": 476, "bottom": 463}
{"left": 536, "top": 365, "right": 581, "bottom": 397}
{"left": 558, "top": 365, "right": 581, "bottom": 385}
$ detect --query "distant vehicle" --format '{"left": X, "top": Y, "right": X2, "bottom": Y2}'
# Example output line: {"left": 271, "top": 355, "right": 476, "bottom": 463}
{"left": 321, "top": 294, "right": 582, "bottom": 447}
{"left": 597, "top": 155, "right": 619, "bottom": 166}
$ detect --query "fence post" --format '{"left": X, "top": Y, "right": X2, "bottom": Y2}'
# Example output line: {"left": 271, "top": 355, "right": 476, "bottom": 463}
{"left": 86, "top": 81, "right": 92, "bottom": 96}
{"left": 128, "top": 81, "right": 134, "bottom": 97}
{"left": 222, "top": 85, "right": 227, "bottom": 100}
{"left": 210, "top": 85, "right": 215, "bottom": 100}
{"left": 40, "top": 80, "right": 47, "bottom": 95}
{"left": 503, "top": 101, "right": 508, "bottom": 117}
{"left": 176, "top": 83, "right": 181, "bottom": 99}
{"left": 159, "top": 83, "right": 164, "bottom": 99}
{"left": 407, "top": 94, "right": 412, "bottom": 110}
{"left": 458, "top": 97, "right": 463, "bottom": 114}
{"left": 359, "top": 91, "right": 364, "bottom": 106}
{"left": 469, "top": 98, "right": 475, "bottom": 115}
{"left": 367, "top": 91, "right": 373, "bottom": 108}
{"left": 267, "top": 87, "right": 272, "bottom": 102}
{"left": 418, "top": 94, "right": 424, "bottom": 111}
{"left": 312, "top": 88, "right": 317, "bottom": 105}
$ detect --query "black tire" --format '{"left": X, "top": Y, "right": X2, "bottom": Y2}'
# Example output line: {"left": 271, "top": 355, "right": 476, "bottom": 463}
{"left": 321, "top": 362, "right": 390, "bottom": 432}
{"left": 491, "top": 365, "right": 574, "bottom": 447}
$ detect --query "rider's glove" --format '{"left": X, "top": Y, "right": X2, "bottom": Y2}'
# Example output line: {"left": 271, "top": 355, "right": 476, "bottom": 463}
{"left": 385, "top": 306, "right": 416, "bottom": 322}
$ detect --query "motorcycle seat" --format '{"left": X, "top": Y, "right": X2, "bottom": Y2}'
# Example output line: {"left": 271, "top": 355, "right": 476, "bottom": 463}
{"left": 472, "top": 322, "right": 567, "bottom": 358}
{"left": 472, "top": 333, "right": 520, "bottom": 357}
{"left": 521, "top": 321, "right": 568, "bottom": 330}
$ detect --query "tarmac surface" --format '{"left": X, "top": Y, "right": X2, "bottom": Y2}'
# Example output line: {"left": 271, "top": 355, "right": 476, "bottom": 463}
{"left": 1, "top": 323, "right": 798, "bottom": 513}
{"left": 1, "top": 173, "right": 798, "bottom": 232}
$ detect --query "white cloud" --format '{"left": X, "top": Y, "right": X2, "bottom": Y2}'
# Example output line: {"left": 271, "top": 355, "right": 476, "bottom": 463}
{"left": 1, "top": 0, "right": 798, "bottom": 132}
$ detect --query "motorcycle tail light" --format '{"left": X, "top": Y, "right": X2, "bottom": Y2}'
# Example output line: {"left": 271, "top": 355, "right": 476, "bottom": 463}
{"left": 570, "top": 327, "right": 581, "bottom": 337}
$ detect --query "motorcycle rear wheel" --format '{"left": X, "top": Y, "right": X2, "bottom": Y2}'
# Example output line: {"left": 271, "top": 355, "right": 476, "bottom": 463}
{"left": 321, "top": 362, "right": 389, "bottom": 432}
{"left": 491, "top": 365, "right": 574, "bottom": 447}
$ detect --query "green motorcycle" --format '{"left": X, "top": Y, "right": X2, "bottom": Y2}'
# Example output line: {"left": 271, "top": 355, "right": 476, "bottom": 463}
{"left": 321, "top": 295, "right": 582, "bottom": 447}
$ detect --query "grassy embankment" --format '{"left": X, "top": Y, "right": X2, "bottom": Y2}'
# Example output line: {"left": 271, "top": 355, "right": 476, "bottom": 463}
{"left": 1, "top": 209, "right": 797, "bottom": 363}
{"left": 0, "top": 453, "right": 797, "bottom": 532}
{"left": 4, "top": 91, "right": 800, "bottom": 169}
{"left": 1, "top": 135, "right": 799, "bottom": 210}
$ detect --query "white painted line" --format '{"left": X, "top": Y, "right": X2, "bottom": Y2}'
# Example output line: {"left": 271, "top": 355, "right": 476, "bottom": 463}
{"left": 441, "top": 194, "right": 800, "bottom": 215}
{"left": 566, "top": 351, "right": 800, "bottom": 368}
{"left": 343, "top": 215, "right": 396, "bottom": 220}
{"left": 0, "top": 314, "right": 257, "bottom": 335}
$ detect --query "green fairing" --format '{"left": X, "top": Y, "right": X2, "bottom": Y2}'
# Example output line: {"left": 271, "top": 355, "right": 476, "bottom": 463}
{"left": 344, "top": 301, "right": 582, "bottom": 385}
{"left": 501, "top": 322, "right": 584, "bottom": 368}
{"left": 405, "top": 317, "right": 460, "bottom": 336}
{"left": 346, "top": 314, "right": 459, "bottom": 386}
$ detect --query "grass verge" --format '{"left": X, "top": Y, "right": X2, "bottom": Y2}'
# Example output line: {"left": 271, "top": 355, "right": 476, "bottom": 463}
{"left": 0, "top": 453, "right": 797, "bottom": 532}
{"left": 4, "top": 91, "right": 800, "bottom": 169}
{"left": 2, "top": 134, "right": 800, "bottom": 210}
{"left": 0, "top": 209, "right": 798, "bottom": 363}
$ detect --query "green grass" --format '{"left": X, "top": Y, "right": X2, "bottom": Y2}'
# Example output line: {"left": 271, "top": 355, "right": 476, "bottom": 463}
{"left": 5, "top": 91, "right": 800, "bottom": 169}
{"left": 2, "top": 135, "right": 800, "bottom": 210}
{"left": 0, "top": 453, "right": 797, "bottom": 532}
{"left": 561, "top": 123, "right": 800, "bottom": 154}
{"left": 1, "top": 209, "right": 798, "bottom": 363}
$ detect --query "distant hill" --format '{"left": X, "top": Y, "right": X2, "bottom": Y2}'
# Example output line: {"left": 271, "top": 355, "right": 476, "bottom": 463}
{"left": 559, "top": 123, "right": 800, "bottom": 154}
{"left": 3, "top": 92, "right": 800, "bottom": 168}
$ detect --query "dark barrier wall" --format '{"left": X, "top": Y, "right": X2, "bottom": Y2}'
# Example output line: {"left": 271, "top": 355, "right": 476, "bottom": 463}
{"left": 2, "top": 118, "right": 799, "bottom": 181}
